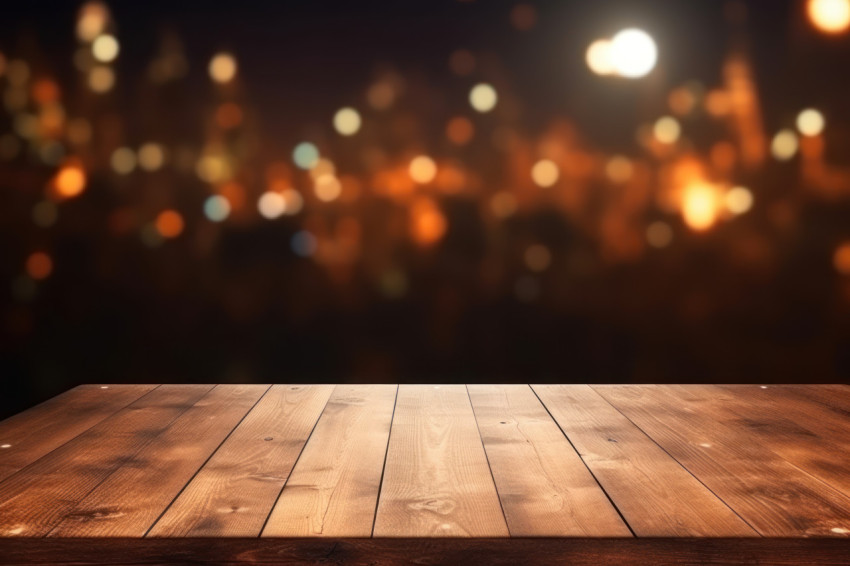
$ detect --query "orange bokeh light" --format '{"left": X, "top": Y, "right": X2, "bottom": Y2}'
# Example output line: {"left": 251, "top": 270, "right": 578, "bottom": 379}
{"left": 26, "top": 252, "right": 53, "bottom": 280}
{"left": 446, "top": 116, "right": 474, "bottom": 146}
{"left": 53, "top": 163, "right": 87, "bottom": 199}
{"left": 155, "top": 209, "right": 184, "bottom": 238}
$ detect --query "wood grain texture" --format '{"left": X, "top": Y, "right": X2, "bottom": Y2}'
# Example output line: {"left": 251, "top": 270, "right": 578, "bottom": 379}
{"left": 532, "top": 385, "right": 755, "bottom": 537}
{"left": 373, "top": 385, "right": 509, "bottom": 537}
{"left": 1, "top": 538, "right": 849, "bottom": 566}
{"left": 466, "top": 384, "right": 631, "bottom": 537}
{"left": 0, "top": 385, "right": 213, "bottom": 537}
{"left": 47, "top": 384, "right": 270, "bottom": 537}
{"left": 594, "top": 385, "right": 850, "bottom": 537}
{"left": 263, "top": 385, "right": 397, "bottom": 537}
{"left": 147, "top": 385, "right": 334, "bottom": 537}
{"left": 678, "top": 385, "right": 850, "bottom": 500}
{"left": 0, "top": 384, "right": 157, "bottom": 483}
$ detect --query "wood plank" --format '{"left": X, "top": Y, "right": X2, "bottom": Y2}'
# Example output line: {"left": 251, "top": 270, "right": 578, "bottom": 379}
{"left": 47, "top": 384, "right": 270, "bottom": 537}
{"left": 262, "top": 384, "right": 397, "bottom": 537}
{"left": 147, "top": 385, "right": 334, "bottom": 537}
{"left": 0, "top": 385, "right": 213, "bottom": 537}
{"left": 0, "top": 384, "right": 157, "bottom": 484}
{"left": 531, "top": 385, "right": 755, "bottom": 537}
{"left": 466, "top": 384, "right": 631, "bottom": 537}
{"left": 594, "top": 385, "right": 850, "bottom": 537}
{"left": 669, "top": 385, "right": 850, "bottom": 500}
{"left": 372, "top": 385, "right": 508, "bottom": 537}
{"left": 2, "top": 538, "right": 850, "bottom": 566}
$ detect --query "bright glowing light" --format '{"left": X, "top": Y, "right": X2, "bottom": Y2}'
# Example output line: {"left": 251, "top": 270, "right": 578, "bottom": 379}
{"left": 333, "top": 107, "right": 362, "bottom": 136}
{"left": 292, "top": 142, "right": 320, "bottom": 170}
{"left": 155, "top": 210, "right": 184, "bottom": 238}
{"left": 54, "top": 164, "right": 87, "bottom": 198}
{"left": 409, "top": 155, "right": 437, "bottom": 184}
{"left": 92, "top": 34, "right": 119, "bottom": 63}
{"left": 314, "top": 174, "right": 342, "bottom": 201}
{"left": 204, "top": 195, "right": 231, "bottom": 222}
{"left": 653, "top": 116, "right": 681, "bottom": 144}
{"left": 797, "top": 108, "right": 825, "bottom": 137}
{"left": 835, "top": 242, "right": 850, "bottom": 275}
{"left": 208, "top": 52, "right": 237, "bottom": 84}
{"left": 258, "top": 191, "right": 286, "bottom": 219}
{"left": 138, "top": 143, "right": 165, "bottom": 171}
{"left": 291, "top": 230, "right": 317, "bottom": 257}
{"left": 469, "top": 83, "right": 498, "bottom": 113}
{"left": 725, "top": 186, "right": 754, "bottom": 215}
{"left": 771, "top": 129, "right": 799, "bottom": 161}
{"left": 531, "top": 159, "right": 560, "bottom": 188}
{"left": 610, "top": 28, "right": 658, "bottom": 78}
{"left": 88, "top": 66, "right": 114, "bottom": 93}
{"left": 682, "top": 183, "right": 720, "bottom": 231}
{"left": 110, "top": 147, "right": 136, "bottom": 174}
{"left": 808, "top": 0, "right": 850, "bottom": 34}
{"left": 586, "top": 39, "right": 615, "bottom": 76}
{"left": 26, "top": 252, "right": 53, "bottom": 280}
{"left": 524, "top": 244, "right": 552, "bottom": 272}
{"left": 646, "top": 222, "right": 673, "bottom": 248}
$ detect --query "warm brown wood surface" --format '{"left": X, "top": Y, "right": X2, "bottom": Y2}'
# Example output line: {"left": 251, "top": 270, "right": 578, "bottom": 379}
{"left": 0, "top": 384, "right": 849, "bottom": 564}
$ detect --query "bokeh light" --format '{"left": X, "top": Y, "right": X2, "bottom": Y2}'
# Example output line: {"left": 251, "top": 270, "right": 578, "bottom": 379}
{"left": 586, "top": 39, "right": 615, "bottom": 76}
{"left": 291, "top": 230, "right": 317, "bottom": 257}
{"left": 26, "top": 252, "right": 53, "bottom": 280}
{"left": 646, "top": 222, "right": 674, "bottom": 248}
{"left": 333, "top": 107, "right": 362, "bottom": 136}
{"left": 258, "top": 191, "right": 286, "bottom": 219}
{"left": 835, "top": 242, "right": 850, "bottom": 274}
{"left": 771, "top": 129, "right": 799, "bottom": 161}
{"left": 111, "top": 147, "right": 137, "bottom": 174}
{"left": 155, "top": 210, "right": 184, "bottom": 238}
{"left": 808, "top": 0, "right": 850, "bottom": 34}
{"left": 446, "top": 116, "right": 474, "bottom": 145}
{"left": 409, "top": 155, "right": 437, "bottom": 184}
{"left": 209, "top": 52, "right": 237, "bottom": 84}
{"left": 53, "top": 163, "right": 87, "bottom": 198}
{"left": 531, "top": 159, "right": 559, "bottom": 187}
{"left": 610, "top": 28, "right": 658, "bottom": 78}
{"left": 292, "top": 142, "right": 320, "bottom": 170}
{"left": 682, "top": 182, "right": 720, "bottom": 231}
{"left": 653, "top": 116, "right": 681, "bottom": 144}
{"left": 314, "top": 174, "right": 342, "bottom": 201}
{"left": 203, "top": 195, "right": 231, "bottom": 222}
{"left": 92, "top": 34, "right": 119, "bottom": 63}
{"left": 88, "top": 66, "right": 114, "bottom": 92}
{"left": 138, "top": 143, "right": 165, "bottom": 171}
{"left": 797, "top": 108, "right": 825, "bottom": 136}
{"left": 725, "top": 186, "right": 754, "bottom": 215}
{"left": 76, "top": 2, "right": 109, "bottom": 42}
{"left": 469, "top": 83, "right": 498, "bottom": 113}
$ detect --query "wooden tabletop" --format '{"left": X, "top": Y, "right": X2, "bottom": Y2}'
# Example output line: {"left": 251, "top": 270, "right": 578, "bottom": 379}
{"left": 0, "top": 384, "right": 849, "bottom": 564}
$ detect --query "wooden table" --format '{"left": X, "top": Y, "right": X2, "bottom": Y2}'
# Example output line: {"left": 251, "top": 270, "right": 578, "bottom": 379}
{"left": 0, "top": 384, "right": 848, "bottom": 564}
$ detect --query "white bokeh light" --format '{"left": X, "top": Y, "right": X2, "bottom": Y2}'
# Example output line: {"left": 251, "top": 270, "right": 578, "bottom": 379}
{"left": 610, "top": 28, "right": 658, "bottom": 78}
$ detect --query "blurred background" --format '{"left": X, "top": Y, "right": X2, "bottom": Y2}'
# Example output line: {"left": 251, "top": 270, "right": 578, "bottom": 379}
{"left": 3, "top": 0, "right": 850, "bottom": 418}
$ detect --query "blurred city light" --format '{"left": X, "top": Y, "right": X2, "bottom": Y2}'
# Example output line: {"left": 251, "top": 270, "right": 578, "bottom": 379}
{"left": 808, "top": 0, "right": 850, "bottom": 34}
{"left": 797, "top": 108, "right": 826, "bottom": 136}
{"left": 469, "top": 83, "right": 498, "bottom": 113}
{"left": 610, "top": 28, "right": 658, "bottom": 78}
